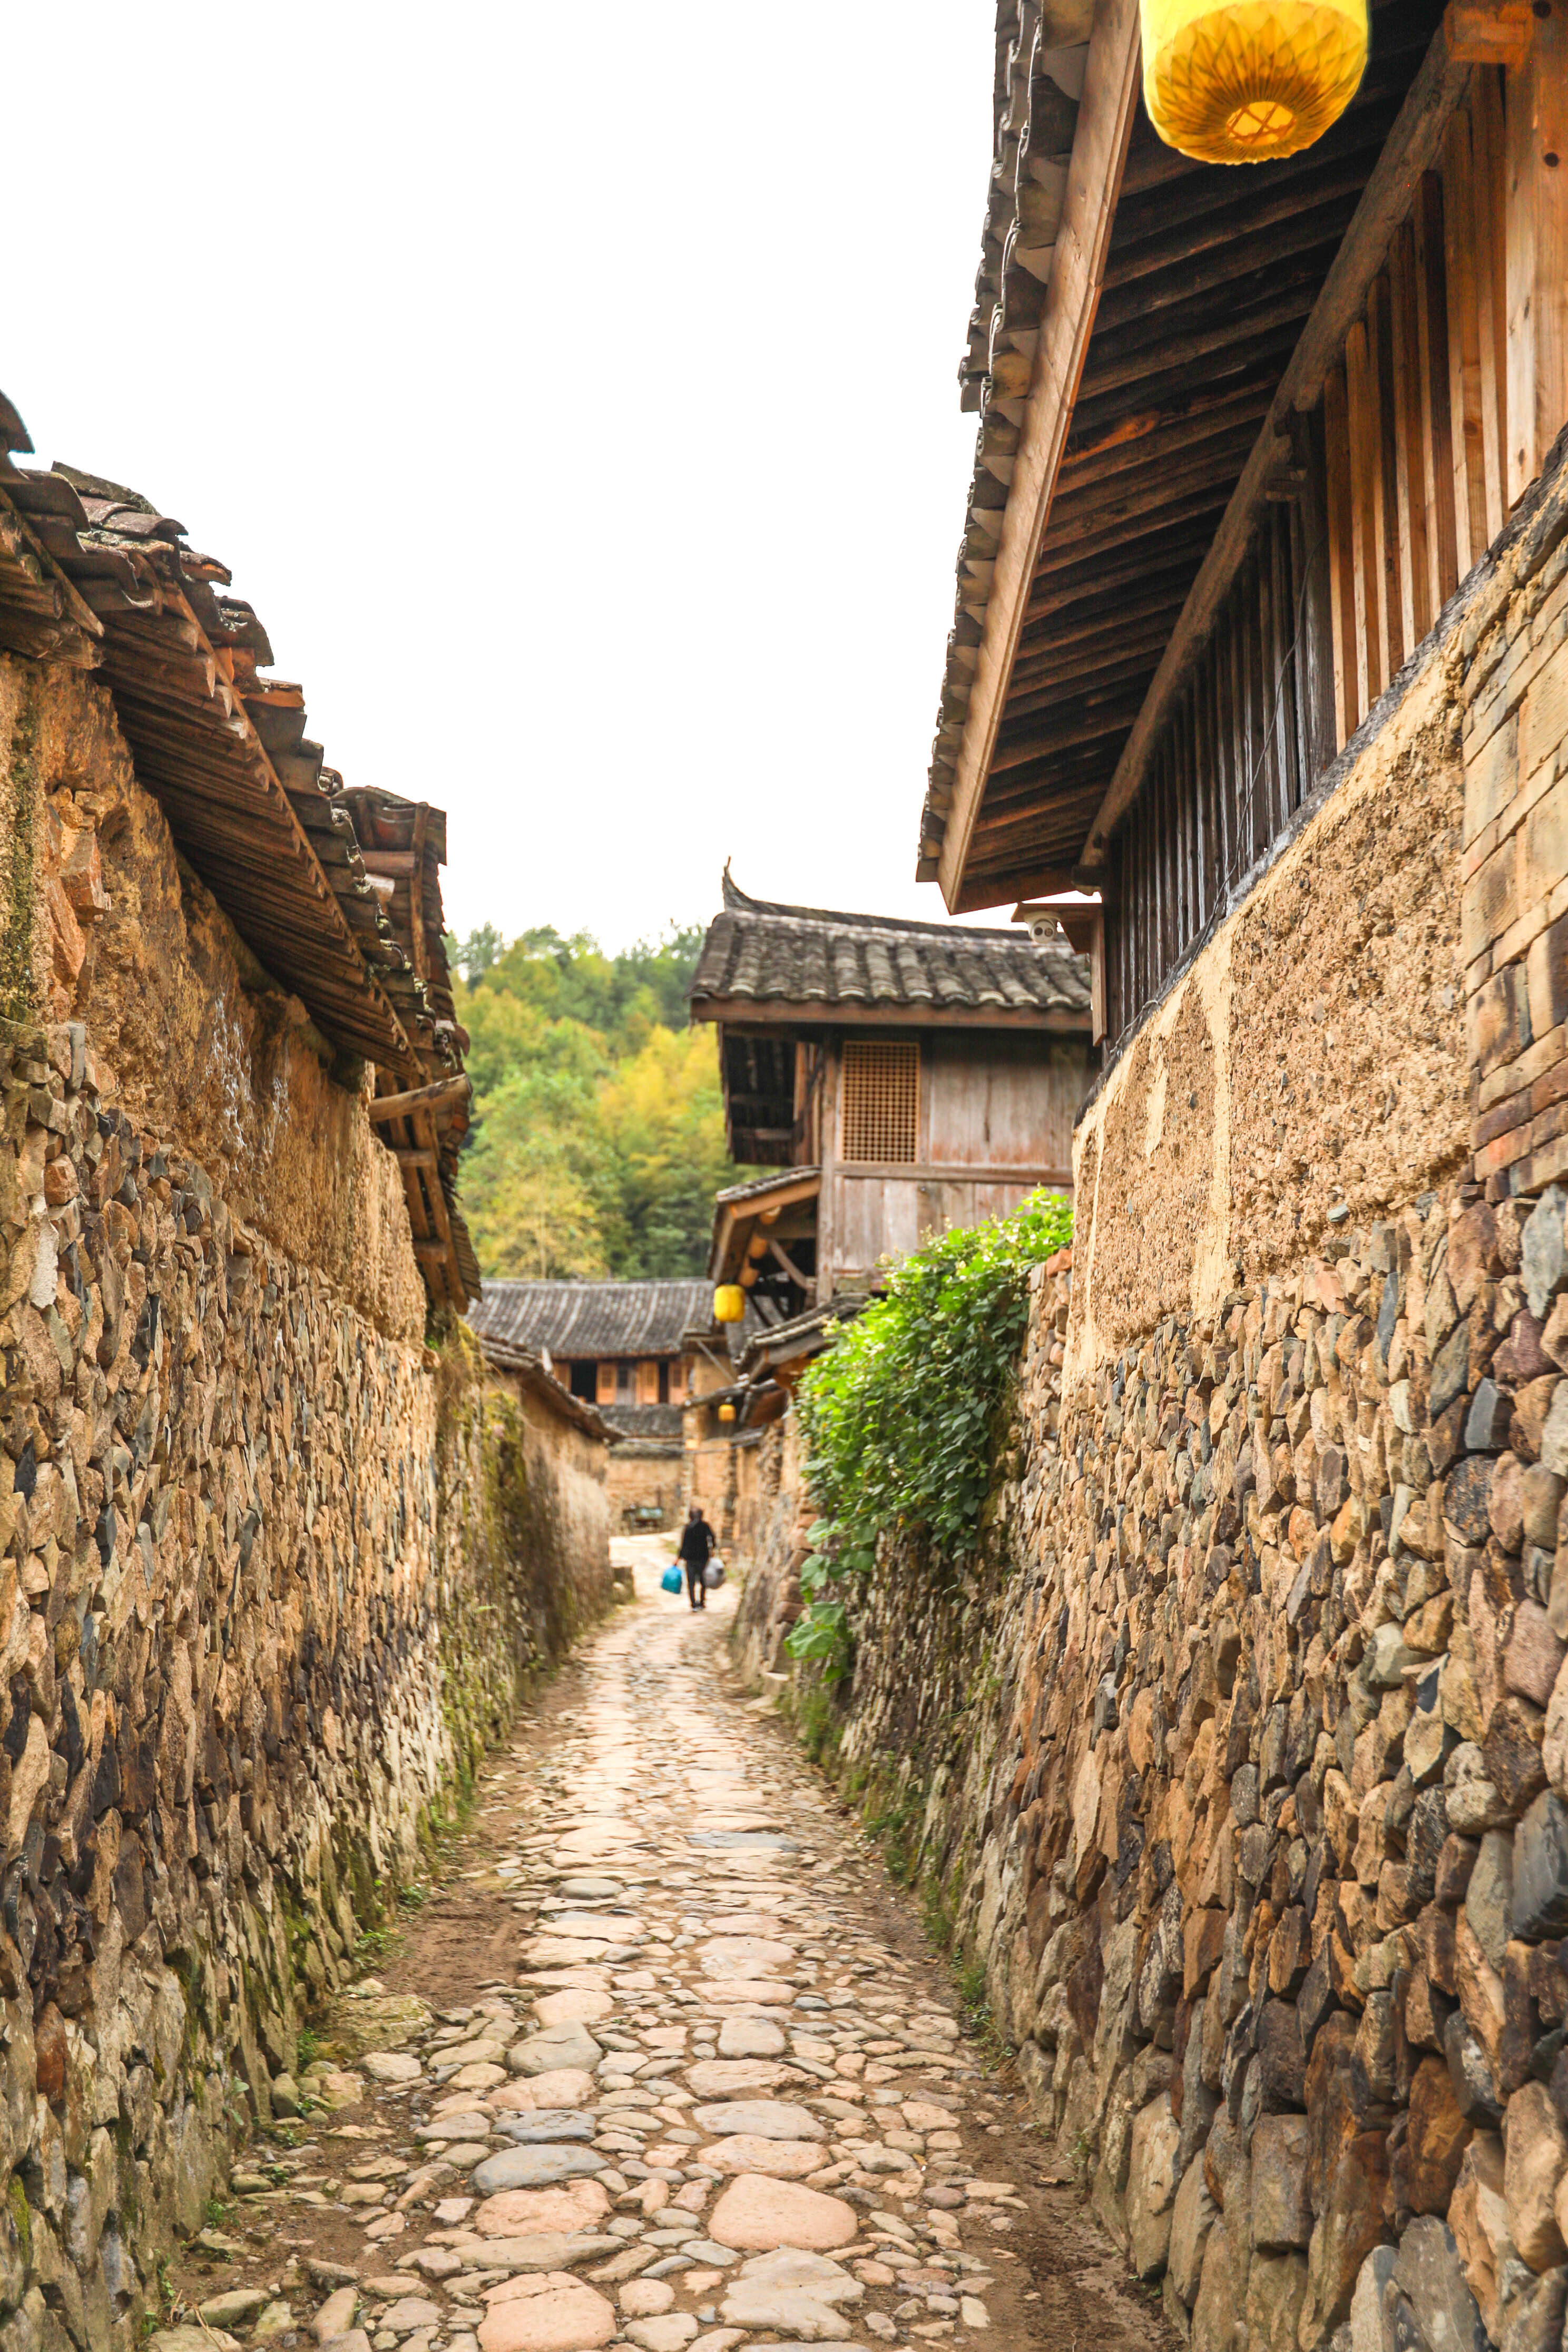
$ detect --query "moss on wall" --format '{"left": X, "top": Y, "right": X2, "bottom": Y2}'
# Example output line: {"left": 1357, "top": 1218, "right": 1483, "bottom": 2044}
{"left": 0, "top": 682, "right": 37, "bottom": 1024}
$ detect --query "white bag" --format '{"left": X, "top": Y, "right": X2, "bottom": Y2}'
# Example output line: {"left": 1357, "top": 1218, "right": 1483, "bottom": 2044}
{"left": 703, "top": 1556, "right": 726, "bottom": 1589}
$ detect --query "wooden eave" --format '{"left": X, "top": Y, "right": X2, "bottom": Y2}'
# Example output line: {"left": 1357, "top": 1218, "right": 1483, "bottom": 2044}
{"left": 690, "top": 994, "right": 1087, "bottom": 1034}
{"left": 367, "top": 1077, "right": 480, "bottom": 1313}
{"left": 0, "top": 401, "right": 479, "bottom": 1319}
{"left": 920, "top": 0, "right": 1452, "bottom": 914}
{"left": 708, "top": 1170, "right": 823, "bottom": 1288}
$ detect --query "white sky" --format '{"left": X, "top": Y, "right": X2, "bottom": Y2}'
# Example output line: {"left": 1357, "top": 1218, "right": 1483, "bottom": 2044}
{"left": 6, "top": 3, "right": 998, "bottom": 954}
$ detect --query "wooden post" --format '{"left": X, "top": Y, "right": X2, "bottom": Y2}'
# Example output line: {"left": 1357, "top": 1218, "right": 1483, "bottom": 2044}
{"left": 1506, "top": 8, "right": 1568, "bottom": 505}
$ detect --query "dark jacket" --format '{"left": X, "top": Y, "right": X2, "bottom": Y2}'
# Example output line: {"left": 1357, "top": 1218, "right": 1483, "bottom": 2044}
{"left": 677, "top": 1515, "right": 716, "bottom": 1566}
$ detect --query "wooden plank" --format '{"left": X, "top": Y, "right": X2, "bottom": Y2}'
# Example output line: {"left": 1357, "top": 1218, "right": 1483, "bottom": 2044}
{"left": 1415, "top": 169, "right": 1462, "bottom": 602}
{"left": 1346, "top": 319, "right": 1383, "bottom": 712}
{"left": 1324, "top": 361, "right": 1358, "bottom": 746}
{"left": 1211, "top": 610, "right": 1232, "bottom": 890}
{"left": 1198, "top": 656, "right": 1220, "bottom": 911}
{"left": 1443, "top": 107, "right": 1491, "bottom": 571}
{"left": 408, "top": 802, "right": 430, "bottom": 983}
{"left": 1506, "top": 9, "right": 1568, "bottom": 504}
{"left": 1471, "top": 67, "right": 1510, "bottom": 537}
{"left": 1296, "top": 406, "right": 1338, "bottom": 789}
{"left": 1076, "top": 15, "right": 1473, "bottom": 875}
{"left": 936, "top": 0, "right": 1142, "bottom": 910}
{"left": 1368, "top": 273, "right": 1406, "bottom": 670}
{"left": 1269, "top": 509, "right": 1299, "bottom": 822}
{"left": 1388, "top": 221, "right": 1434, "bottom": 652}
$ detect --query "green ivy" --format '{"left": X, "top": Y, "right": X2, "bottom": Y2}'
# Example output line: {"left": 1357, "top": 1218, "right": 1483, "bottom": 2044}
{"left": 785, "top": 1190, "right": 1073, "bottom": 1679}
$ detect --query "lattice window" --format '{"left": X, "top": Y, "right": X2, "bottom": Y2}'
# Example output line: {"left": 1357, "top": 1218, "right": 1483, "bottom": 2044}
{"left": 840, "top": 1040, "right": 919, "bottom": 1164}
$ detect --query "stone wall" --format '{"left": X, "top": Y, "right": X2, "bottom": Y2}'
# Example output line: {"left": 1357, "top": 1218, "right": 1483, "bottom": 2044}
{"left": 746, "top": 435, "right": 1568, "bottom": 2352}
{"left": 604, "top": 1444, "right": 683, "bottom": 1530}
{"left": 0, "top": 658, "right": 611, "bottom": 2352}
{"left": 728, "top": 1415, "right": 808, "bottom": 1687}
{"left": 685, "top": 1428, "right": 762, "bottom": 1565}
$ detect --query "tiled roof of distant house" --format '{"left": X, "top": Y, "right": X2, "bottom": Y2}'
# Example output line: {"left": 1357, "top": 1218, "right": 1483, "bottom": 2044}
{"left": 468, "top": 1280, "right": 714, "bottom": 1359}
{"left": 688, "top": 867, "right": 1089, "bottom": 1021}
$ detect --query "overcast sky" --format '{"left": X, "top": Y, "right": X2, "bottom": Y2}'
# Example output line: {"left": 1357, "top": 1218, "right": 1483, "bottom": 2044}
{"left": 6, "top": 4, "right": 997, "bottom": 953}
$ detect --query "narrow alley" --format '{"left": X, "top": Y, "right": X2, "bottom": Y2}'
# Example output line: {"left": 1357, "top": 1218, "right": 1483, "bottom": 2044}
{"left": 156, "top": 1548, "right": 1163, "bottom": 2352}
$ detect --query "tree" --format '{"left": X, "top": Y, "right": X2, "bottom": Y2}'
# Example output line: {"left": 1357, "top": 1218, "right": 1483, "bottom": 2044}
{"left": 461, "top": 1071, "right": 610, "bottom": 1278}
{"left": 450, "top": 923, "right": 754, "bottom": 1281}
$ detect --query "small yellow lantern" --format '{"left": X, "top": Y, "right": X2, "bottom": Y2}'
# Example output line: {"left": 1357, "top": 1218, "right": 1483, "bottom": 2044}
{"left": 1140, "top": 0, "right": 1367, "bottom": 165}
{"left": 713, "top": 1285, "right": 746, "bottom": 1324}
{"left": 718, "top": 1401, "right": 737, "bottom": 1423}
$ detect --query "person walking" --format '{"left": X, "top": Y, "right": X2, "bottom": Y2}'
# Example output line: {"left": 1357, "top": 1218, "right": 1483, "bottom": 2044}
{"left": 676, "top": 1504, "right": 717, "bottom": 1610}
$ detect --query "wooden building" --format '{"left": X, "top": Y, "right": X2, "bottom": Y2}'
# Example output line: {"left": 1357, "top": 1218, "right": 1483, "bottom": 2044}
{"left": 917, "top": 0, "right": 1567, "bottom": 1067}
{"left": 689, "top": 870, "right": 1093, "bottom": 1325}
{"left": 466, "top": 1277, "right": 713, "bottom": 1409}
{"left": 465, "top": 1278, "right": 738, "bottom": 1526}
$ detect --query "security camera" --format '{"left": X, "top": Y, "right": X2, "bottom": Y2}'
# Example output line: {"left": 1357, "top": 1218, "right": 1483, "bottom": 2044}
{"left": 1028, "top": 917, "right": 1060, "bottom": 945}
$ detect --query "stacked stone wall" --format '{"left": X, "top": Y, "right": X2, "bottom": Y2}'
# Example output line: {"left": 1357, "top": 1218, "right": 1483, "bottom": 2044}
{"left": 729, "top": 1415, "right": 808, "bottom": 1686}
{"left": 0, "top": 658, "right": 611, "bottom": 2352}
{"left": 747, "top": 443, "right": 1568, "bottom": 2352}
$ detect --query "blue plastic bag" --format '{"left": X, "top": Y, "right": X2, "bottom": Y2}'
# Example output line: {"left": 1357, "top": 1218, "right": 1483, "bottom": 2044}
{"left": 661, "top": 1563, "right": 683, "bottom": 1595}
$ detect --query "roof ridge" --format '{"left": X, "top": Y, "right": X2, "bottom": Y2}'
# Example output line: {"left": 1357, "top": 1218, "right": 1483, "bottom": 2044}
{"left": 713, "top": 870, "right": 1054, "bottom": 948}
{"left": 476, "top": 1276, "right": 710, "bottom": 1291}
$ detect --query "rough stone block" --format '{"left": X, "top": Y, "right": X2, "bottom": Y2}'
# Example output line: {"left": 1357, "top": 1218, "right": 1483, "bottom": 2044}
{"left": 1475, "top": 963, "right": 1533, "bottom": 1079}
{"left": 1189, "top": 2216, "right": 1234, "bottom": 2352}
{"left": 1512, "top": 1791, "right": 1568, "bottom": 1939}
{"left": 1391, "top": 2214, "right": 1488, "bottom": 2352}
{"left": 1168, "top": 2155, "right": 1217, "bottom": 2309}
{"left": 1406, "top": 2054, "right": 1474, "bottom": 2216}
{"left": 1503, "top": 2083, "right": 1568, "bottom": 2272}
{"left": 1126, "top": 2093, "right": 1181, "bottom": 2279}
{"left": 1251, "top": 2113, "right": 1310, "bottom": 2252}
{"left": 1525, "top": 1189, "right": 1568, "bottom": 1321}
{"left": 1451, "top": 2132, "right": 1512, "bottom": 2340}
{"left": 1466, "top": 1831, "right": 1515, "bottom": 1970}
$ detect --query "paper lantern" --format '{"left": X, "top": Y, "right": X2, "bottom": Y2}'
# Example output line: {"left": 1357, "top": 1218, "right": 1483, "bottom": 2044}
{"left": 713, "top": 1285, "right": 746, "bottom": 1324}
{"left": 718, "top": 1401, "right": 737, "bottom": 1423}
{"left": 1140, "top": 0, "right": 1367, "bottom": 164}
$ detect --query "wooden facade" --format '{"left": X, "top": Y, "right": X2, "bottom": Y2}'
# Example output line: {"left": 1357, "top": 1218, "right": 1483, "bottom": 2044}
{"left": 916, "top": 0, "right": 1568, "bottom": 1073}
{"left": 1097, "top": 35, "right": 1568, "bottom": 1054}
{"left": 692, "top": 876, "right": 1092, "bottom": 1319}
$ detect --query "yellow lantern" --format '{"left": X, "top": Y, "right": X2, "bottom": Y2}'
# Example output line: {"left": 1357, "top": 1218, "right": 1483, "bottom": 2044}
{"left": 1140, "top": 0, "right": 1367, "bottom": 165}
{"left": 713, "top": 1284, "right": 745, "bottom": 1324}
{"left": 718, "top": 1401, "right": 737, "bottom": 1424}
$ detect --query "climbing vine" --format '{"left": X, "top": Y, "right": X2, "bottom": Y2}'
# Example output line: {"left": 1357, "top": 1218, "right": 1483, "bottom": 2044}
{"left": 786, "top": 1189, "right": 1074, "bottom": 1679}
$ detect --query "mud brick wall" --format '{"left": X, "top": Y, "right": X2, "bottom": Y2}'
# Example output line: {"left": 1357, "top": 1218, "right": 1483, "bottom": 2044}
{"left": 1464, "top": 443, "right": 1568, "bottom": 1201}
{"left": 603, "top": 1444, "right": 684, "bottom": 1530}
{"left": 0, "top": 654, "right": 611, "bottom": 2352}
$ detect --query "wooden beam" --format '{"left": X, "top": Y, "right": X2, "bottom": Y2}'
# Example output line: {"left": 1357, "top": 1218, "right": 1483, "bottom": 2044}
{"left": 1506, "top": 7, "right": 1568, "bottom": 504}
{"left": 368, "top": 1075, "right": 473, "bottom": 1125}
{"left": 1079, "top": 8, "right": 1474, "bottom": 871}
{"left": 409, "top": 802, "right": 430, "bottom": 982}
{"left": 766, "top": 1237, "right": 813, "bottom": 1289}
{"left": 1448, "top": 2, "right": 1531, "bottom": 66}
{"left": 935, "top": 0, "right": 1141, "bottom": 910}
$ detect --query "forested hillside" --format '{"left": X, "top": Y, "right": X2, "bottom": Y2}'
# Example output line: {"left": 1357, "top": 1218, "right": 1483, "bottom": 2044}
{"left": 445, "top": 924, "right": 751, "bottom": 1280}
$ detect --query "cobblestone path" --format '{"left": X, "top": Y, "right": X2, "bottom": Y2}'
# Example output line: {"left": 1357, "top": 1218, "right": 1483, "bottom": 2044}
{"left": 161, "top": 1547, "right": 1162, "bottom": 2352}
